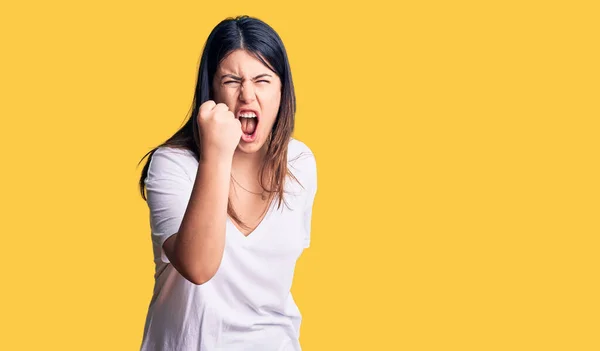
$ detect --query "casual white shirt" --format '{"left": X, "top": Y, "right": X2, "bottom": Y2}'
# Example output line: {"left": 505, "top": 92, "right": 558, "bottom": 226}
{"left": 140, "top": 137, "right": 317, "bottom": 351}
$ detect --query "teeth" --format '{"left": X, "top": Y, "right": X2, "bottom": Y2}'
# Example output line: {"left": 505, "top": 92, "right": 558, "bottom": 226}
{"left": 238, "top": 112, "right": 257, "bottom": 118}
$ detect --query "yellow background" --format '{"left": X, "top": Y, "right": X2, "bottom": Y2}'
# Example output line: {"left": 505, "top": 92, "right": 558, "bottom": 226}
{"left": 1, "top": 0, "right": 598, "bottom": 350}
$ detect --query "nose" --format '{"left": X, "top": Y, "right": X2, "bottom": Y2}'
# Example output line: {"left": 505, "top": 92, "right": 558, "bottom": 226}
{"left": 239, "top": 81, "right": 256, "bottom": 103}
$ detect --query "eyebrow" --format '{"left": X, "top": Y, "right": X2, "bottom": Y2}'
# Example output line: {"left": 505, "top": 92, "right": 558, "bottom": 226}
{"left": 220, "top": 73, "right": 273, "bottom": 81}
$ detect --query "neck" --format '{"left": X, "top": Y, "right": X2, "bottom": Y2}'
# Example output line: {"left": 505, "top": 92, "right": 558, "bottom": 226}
{"left": 231, "top": 144, "right": 268, "bottom": 178}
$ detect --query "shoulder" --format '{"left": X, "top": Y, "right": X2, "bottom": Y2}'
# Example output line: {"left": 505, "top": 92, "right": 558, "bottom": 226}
{"left": 153, "top": 145, "right": 197, "bottom": 161}
{"left": 287, "top": 137, "right": 317, "bottom": 189}
{"left": 288, "top": 137, "right": 316, "bottom": 168}
{"left": 147, "top": 146, "right": 198, "bottom": 182}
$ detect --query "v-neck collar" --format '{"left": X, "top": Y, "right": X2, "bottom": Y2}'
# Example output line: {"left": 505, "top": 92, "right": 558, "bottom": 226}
{"left": 226, "top": 198, "right": 277, "bottom": 241}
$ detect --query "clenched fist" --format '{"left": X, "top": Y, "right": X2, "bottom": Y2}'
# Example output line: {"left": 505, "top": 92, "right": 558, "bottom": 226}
{"left": 197, "top": 100, "right": 242, "bottom": 160}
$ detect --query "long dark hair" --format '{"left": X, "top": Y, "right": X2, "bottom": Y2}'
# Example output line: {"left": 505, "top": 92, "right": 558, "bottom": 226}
{"left": 138, "top": 15, "right": 300, "bottom": 231}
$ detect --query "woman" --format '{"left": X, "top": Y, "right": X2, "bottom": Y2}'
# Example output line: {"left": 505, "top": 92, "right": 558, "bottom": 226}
{"left": 137, "top": 15, "right": 317, "bottom": 350}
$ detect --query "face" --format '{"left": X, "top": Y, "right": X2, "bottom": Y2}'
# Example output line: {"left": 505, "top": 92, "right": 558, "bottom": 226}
{"left": 212, "top": 49, "right": 282, "bottom": 154}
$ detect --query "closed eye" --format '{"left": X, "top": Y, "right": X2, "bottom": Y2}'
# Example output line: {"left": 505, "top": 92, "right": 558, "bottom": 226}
{"left": 224, "top": 80, "right": 269, "bottom": 84}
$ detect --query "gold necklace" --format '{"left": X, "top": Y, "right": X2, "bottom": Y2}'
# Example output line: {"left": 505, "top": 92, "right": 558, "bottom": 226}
{"left": 231, "top": 175, "right": 268, "bottom": 200}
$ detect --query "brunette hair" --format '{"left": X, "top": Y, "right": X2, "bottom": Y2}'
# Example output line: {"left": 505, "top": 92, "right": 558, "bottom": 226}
{"left": 138, "top": 15, "right": 300, "bottom": 231}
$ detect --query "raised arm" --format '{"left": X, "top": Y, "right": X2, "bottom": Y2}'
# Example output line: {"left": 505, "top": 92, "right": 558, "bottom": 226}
{"left": 162, "top": 101, "right": 242, "bottom": 285}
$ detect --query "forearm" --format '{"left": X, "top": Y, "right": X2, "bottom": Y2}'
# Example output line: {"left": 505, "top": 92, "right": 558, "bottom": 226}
{"left": 171, "top": 153, "right": 231, "bottom": 284}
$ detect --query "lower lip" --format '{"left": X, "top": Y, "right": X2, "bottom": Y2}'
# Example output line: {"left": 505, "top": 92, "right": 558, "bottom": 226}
{"left": 240, "top": 122, "right": 258, "bottom": 143}
{"left": 241, "top": 132, "right": 257, "bottom": 143}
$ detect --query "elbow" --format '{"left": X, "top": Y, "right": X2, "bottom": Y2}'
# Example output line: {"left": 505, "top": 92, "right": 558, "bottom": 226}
{"left": 188, "top": 274, "right": 214, "bottom": 286}
{"left": 187, "top": 268, "right": 218, "bottom": 286}
{"left": 170, "top": 242, "right": 224, "bottom": 286}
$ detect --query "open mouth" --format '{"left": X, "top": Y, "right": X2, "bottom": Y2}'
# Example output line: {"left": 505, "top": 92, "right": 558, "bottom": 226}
{"left": 238, "top": 110, "right": 259, "bottom": 141}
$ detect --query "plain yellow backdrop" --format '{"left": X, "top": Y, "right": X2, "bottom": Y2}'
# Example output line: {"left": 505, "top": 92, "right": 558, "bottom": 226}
{"left": 1, "top": 0, "right": 598, "bottom": 350}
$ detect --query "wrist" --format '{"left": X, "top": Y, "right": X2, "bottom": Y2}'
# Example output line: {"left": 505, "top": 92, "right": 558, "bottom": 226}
{"left": 200, "top": 150, "right": 233, "bottom": 168}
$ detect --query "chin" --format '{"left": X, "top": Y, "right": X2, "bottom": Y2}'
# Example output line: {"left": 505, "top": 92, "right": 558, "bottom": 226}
{"left": 236, "top": 138, "right": 266, "bottom": 154}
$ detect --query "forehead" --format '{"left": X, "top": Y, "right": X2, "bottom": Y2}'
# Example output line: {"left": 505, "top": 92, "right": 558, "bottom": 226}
{"left": 217, "top": 49, "right": 273, "bottom": 75}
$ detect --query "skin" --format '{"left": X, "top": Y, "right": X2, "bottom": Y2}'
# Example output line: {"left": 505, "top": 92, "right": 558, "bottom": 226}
{"left": 213, "top": 49, "right": 283, "bottom": 233}
{"left": 212, "top": 49, "right": 282, "bottom": 173}
{"left": 162, "top": 49, "right": 284, "bottom": 284}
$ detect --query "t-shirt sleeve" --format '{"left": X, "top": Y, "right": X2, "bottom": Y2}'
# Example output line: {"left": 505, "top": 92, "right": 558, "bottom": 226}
{"left": 144, "top": 148, "right": 194, "bottom": 264}
{"left": 302, "top": 151, "right": 317, "bottom": 249}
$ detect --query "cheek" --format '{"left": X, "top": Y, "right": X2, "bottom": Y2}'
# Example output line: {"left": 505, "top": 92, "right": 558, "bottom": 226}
{"left": 214, "top": 91, "right": 238, "bottom": 110}
{"left": 261, "top": 91, "right": 282, "bottom": 121}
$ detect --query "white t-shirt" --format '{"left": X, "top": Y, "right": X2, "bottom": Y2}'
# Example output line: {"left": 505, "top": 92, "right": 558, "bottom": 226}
{"left": 140, "top": 138, "right": 317, "bottom": 351}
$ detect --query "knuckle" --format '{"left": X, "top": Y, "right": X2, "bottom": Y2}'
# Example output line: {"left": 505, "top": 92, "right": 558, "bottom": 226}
{"left": 200, "top": 100, "right": 215, "bottom": 110}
